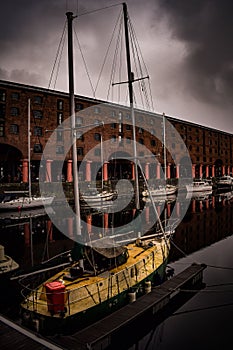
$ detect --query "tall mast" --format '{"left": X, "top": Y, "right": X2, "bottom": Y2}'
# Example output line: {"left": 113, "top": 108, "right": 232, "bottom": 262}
{"left": 66, "top": 12, "right": 81, "bottom": 236}
{"left": 123, "top": 2, "right": 140, "bottom": 209}
{"left": 28, "top": 98, "right": 32, "bottom": 198}
{"left": 163, "top": 113, "right": 167, "bottom": 183}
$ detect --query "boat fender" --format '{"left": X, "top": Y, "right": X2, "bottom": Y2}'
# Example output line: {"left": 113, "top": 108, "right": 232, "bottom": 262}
{"left": 145, "top": 281, "right": 152, "bottom": 294}
{"left": 128, "top": 291, "right": 136, "bottom": 303}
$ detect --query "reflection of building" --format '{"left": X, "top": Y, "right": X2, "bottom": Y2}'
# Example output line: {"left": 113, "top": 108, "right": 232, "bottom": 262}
{"left": 169, "top": 194, "right": 233, "bottom": 261}
{"left": 0, "top": 79, "right": 233, "bottom": 183}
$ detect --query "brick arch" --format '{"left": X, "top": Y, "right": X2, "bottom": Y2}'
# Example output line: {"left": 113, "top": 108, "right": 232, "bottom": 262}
{"left": 0, "top": 143, "right": 22, "bottom": 182}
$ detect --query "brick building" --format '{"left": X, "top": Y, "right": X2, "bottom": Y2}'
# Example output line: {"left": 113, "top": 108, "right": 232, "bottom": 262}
{"left": 0, "top": 79, "right": 232, "bottom": 183}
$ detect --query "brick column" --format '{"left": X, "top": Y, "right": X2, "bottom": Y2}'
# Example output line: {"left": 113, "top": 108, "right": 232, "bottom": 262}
{"left": 67, "top": 159, "right": 73, "bottom": 182}
{"left": 46, "top": 159, "right": 52, "bottom": 182}
{"left": 22, "top": 159, "right": 28, "bottom": 183}
{"left": 222, "top": 165, "right": 225, "bottom": 175}
{"left": 87, "top": 214, "right": 92, "bottom": 234}
{"left": 86, "top": 160, "right": 91, "bottom": 181}
{"left": 206, "top": 165, "right": 209, "bottom": 178}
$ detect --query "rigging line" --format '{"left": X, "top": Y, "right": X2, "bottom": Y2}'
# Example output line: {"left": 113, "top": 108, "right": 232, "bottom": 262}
{"left": 75, "top": 3, "right": 122, "bottom": 18}
{"left": 118, "top": 23, "right": 123, "bottom": 104}
{"left": 107, "top": 10, "right": 123, "bottom": 101}
{"left": 53, "top": 30, "right": 67, "bottom": 90}
{"left": 94, "top": 7, "right": 122, "bottom": 96}
{"left": 48, "top": 20, "right": 67, "bottom": 90}
{"left": 73, "top": 27, "right": 95, "bottom": 98}
{"left": 129, "top": 16, "right": 154, "bottom": 110}
{"left": 170, "top": 238, "right": 188, "bottom": 257}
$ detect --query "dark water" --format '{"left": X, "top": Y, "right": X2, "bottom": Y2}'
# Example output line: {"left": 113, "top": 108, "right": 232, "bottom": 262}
{"left": 1, "top": 190, "right": 233, "bottom": 349}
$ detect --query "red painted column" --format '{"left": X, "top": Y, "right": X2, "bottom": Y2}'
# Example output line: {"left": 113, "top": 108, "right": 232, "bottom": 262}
{"left": 86, "top": 161, "right": 91, "bottom": 181}
{"left": 103, "top": 162, "right": 108, "bottom": 181}
{"left": 145, "top": 163, "right": 149, "bottom": 180}
{"left": 67, "top": 160, "right": 73, "bottom": 182}
{"left": 67, "top": 217, "right": 74, "bottom": 239}
{"left": 228, "top": 165, "right": 230, "bottom": 175}
{"left": 176, "top": 164, "right": 180, "bottom": 179}
{"left": 192, "top": 164, "right": 196, "bottom": 179}
{"left": 192, "top": 199, "right": 196, "bottom": 213}
{"left": 167, "top": 163, "right": 171, "bottom": 179}
{"left": 24, "top": 223, "right": 30, "bottom": 246}
{"left": 156, "top": 164, "right": 160, "bottom": 179}
{"left": 47, "top": 220, "right": 54, "bottom": 242}
{"left": 199, "top": 164, "right": 203, "bottom": 178}
{"left": 86, "top": 214, "right": 92, "bottom": 234}
{"left": 104, "top": 213, "right": 109, "bottom": 230}
{"left": 22, "top": 159, "right": 28, "bottom": 183}
{"left": 131, "top": 162, "right": 135, "bottom": 181}
{"left": 212, "top": 165, "right": 215, "bottom": 177}
{"left": 46, "top": 160, "right": 52, "bottom": 182}
{"left": 222, "top": 165, "right": 225, "bottom": 175}
{"left": 206, "top": 165, "right": 209, "bottom": 178}
{"left": 166, "top": 203, "right": 171, "bottom": 217}
{"left": 176, "top": 202, "right": 180, "bottom": 217}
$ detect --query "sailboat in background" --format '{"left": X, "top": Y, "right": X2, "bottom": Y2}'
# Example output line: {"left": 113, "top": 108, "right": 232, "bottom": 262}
{"left": 20, "top": 4, "right": 175, "bottom": 335}
{"left": 0, "top": 99, "right": 54, "bottom": 210}
{"left": 142, "top": 113, "right": 177, "bottom": 197}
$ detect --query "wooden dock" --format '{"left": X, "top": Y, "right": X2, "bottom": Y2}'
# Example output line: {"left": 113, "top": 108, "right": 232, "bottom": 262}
{"left": 49, "top": 263, "right": 206, "bottom": 350}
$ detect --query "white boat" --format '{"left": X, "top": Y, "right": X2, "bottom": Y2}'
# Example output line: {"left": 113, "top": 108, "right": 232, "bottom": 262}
{"left": 0, "top": 245, "right": 19, "bottom": 277}
{"left": 142, "top": 184, "right": 177, "bottom": 197}
{"left": 186, "top": 180, "right": 213, "bottom": 193}
{"left": 216, "top": 175, "right": 233, "bottom": 189}
{"left": 142, "top": 114, "right": 177, "bottom": 198}
{"left": 80, "top": 188, "right": 117, "bottom": 203}
{"left": 0, "top": 100, "right": 54, "bottom": 211}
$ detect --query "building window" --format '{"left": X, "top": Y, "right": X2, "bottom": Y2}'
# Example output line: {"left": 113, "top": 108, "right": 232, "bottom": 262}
{"left": 94, "top": 148, "right": 101, "bottom": 156}
{"left": 137, "top": 115, "right": 144, "bottom": 122}
{"left": 94, "top": 133, "right": 101, "bottom": 141}
{"left": 75, "top": 116, "right": 83, "bottom": 126}
{"left": 0, "top": 104, "right": 6, "bottom": 118}
{"left": 11, "top": 92, "right": 20, "bottom": 100}
{"left": 0, "top": 90, "right": 6, "bottom": 102}
{"left": 77, "top": 147, "right": 83, "bottom": 156}
{"left": 172, "top": 143, "right": 175, "bottom": 149}
{"left": 11, "top": 107, "right": 19, "bottom": 116}
{"left": 34, "top": 96, "right": 43, "bottom": 104}
{"left": 34, "top": 126, "right": 43, "bottom": 136}
{"left": 111, "top": 123, "right": 117, "bottom": 129}
{"left": 56, "top": 145, "right": 64, "bottom": 154}
{"left": 139, "top": 138, "right": 144, "bottom": 145}
{"left": 0, "top": 123, "right": 5, "bottom": 136}
{"left": 57, "top": 129, "right": 63, "bottom": 141}
{"left": 150, "top": 119, "right": 154, "bottom": 125}
{"left": 76, "top": 131, "right": 84, "bottom": 140}
{"left": 111, "top": 110, "right": 116, "bottom": 117}
{"left": 126, "top": 124, "right": 131, "bottom": 131}
{"left": 151, "top": 129, "right": 156, "bottom": 136}
{"left": 151, "top": 139, "right": 156, "bottom": 146}
{"left": 33, "top": 110, "right": 43, "bottom": 119}
{"left": 125, "top": 114, "right": 131, "bottom": 121}
{"left": 111, "top": 135, "right": 116, "bottom": 143}
{"left": 57, "top": 99, "right": 63, "bottom": 110}
{"left": 126, "top": 137, "right": 131, "bottom": 144}
{"left": 138, "top": 127, "right": 144, "bottom": 134}
{"left": 57, "top": 112, "right": 63, "bottom": 125}
{"left": 10, "top": 124, "right": 19, "bottom": 134}
{"left": 94, "top": 106, "right": 101, "bottom": 114}
{"left": 75, "top": 103, "right": 83, "bottom": 111}
{"left": 33, "top": 143, "right": 43, "bottom": 153}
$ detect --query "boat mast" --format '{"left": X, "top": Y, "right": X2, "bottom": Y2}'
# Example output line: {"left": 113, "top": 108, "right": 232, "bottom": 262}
{"left": 163, "top": 112, "right": 167, "bottom": 183}
{"left": 66, "top": 12, "right": 81, "bottom": 236}
{"left": 28, "top": 98, "right": 32, "bottom": 199}
{"left": 123, "top": 2, "right": 140, "bottom": 210}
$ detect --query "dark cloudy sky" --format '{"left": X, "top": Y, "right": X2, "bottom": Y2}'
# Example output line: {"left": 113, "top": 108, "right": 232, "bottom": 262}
{"left": 0, "top": 0, "right": 232, "bottom": 133}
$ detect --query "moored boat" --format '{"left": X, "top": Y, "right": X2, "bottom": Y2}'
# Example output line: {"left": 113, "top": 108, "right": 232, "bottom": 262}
{"left": 0, "top": 245, "right": 19, "bottom": 278}
{"left": 216, "top": 175, "right": 233, "bottom": 189}
{"left": 186, "top": 180, "right": 213, "bottom": 193}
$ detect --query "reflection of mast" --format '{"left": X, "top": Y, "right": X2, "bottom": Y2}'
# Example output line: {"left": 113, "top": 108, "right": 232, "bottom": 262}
{"left": 123, "top": 2, "right": 140, "bottom": 210}
{"left": 163, "top": 113, "right": 167, "bottom": 183}
{"left": 28, "top": 98, "right": 32, "bottom": 199}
